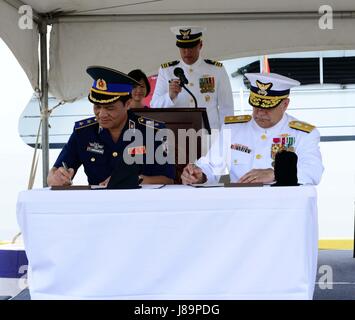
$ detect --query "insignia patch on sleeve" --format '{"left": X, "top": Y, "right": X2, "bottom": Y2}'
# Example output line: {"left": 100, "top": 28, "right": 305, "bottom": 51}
{"left": 161, "top": 60, "right": 180, "bottom": 68}
{"left": 75, "top": 117, "right": 97, "bottom": 130}
{"left": 224, "top": 115, "right": 252, "bottom": 124}
{"left": 204, "top": 59, "right": 223, "bottom": 67}
{"left": 289, "top": 120, "right": 315, "bottom": 133}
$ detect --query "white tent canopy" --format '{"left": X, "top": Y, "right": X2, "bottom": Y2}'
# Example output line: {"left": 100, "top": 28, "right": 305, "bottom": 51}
{"left": 2, "top": 0, "right": 355, "bottom": 100}
{"left": 1, "top": 0, "right": 355, "bottom": 184}
{"left": 0, "top": 1, "right": 38, "bottom": 89}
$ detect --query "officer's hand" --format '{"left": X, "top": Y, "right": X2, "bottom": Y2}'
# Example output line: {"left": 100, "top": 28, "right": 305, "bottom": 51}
{"left": 238, "top": 168, "right": 275, "bottom": 184}
{"left": 169, "top": 79, "right": 182, "bottom": 101}
{"left": 99, "top": 176, "right": 111, "bottom": 187}
{"left": 181, "top": 164, "right": 206, "bottom": 185}
{"left": 47, "top": 167, "right": 74, "bottom": 186}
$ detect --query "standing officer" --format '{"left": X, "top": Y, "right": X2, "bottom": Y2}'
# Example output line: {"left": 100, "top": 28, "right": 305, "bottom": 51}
{"left": 181, "top": 73, "right": 324, "bottom": 185}
{"left": 47, "top": 66, "right": 175, "bottom": 187}
{"left": 150, "top": 26, "right": 234, "bottom": 129}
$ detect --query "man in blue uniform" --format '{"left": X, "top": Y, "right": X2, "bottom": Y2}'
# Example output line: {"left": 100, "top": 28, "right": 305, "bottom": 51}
{"left": 47, "top": 66, "right": 175, "bottom": 187}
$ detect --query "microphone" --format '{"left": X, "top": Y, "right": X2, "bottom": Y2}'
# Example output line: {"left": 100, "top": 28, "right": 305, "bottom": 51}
{"left": 173, "top": 67, "right": 198, "bottom": 108}
{"left": 173, "top": 67, "right": 188, "bottom": 86}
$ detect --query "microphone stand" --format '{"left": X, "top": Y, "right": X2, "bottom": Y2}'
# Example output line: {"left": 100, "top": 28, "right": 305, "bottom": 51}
{"left": 181, "top": 83, "right": 198, "bottom": 109}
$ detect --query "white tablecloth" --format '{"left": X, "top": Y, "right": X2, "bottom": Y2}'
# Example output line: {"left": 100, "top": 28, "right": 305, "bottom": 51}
{"left": 16, "top": 185, "right": 318, "bottom": 300}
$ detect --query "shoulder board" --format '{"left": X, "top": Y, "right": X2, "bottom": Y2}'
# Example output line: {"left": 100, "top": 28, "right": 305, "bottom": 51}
{"left": 161, "top": 60, "right": 179, "bottom": 69}
{"left": 204, "top": 59, "right": 223, "bottom": 67}
{"left": 289, "top": 120, "right": 315, "bottom": 133}
{"left": 137, "top": 116, "right": 166, "bottom": 130}
{"left": 74, "top": 117, "right": 97, "bottom": 130}
{"left": 224, "top": 115, "right": 252, "bottom": 124}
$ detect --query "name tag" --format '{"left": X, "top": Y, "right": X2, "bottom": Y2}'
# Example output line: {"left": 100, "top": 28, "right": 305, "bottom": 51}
{"left": 87, "top": 142, "right": 104, "bottom": 154}
{"left": 231, "top": 143, "right": 251, "bottom": 154}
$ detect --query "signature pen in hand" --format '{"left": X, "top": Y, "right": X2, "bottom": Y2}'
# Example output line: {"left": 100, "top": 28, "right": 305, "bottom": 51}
{"left": 62, "top": 162, "right": 73, "bottom": 185}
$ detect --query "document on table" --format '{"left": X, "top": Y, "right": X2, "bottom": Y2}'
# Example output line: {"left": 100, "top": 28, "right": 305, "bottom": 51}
{"left": 141, "top": 184, "right": 166, "bottom": 189}
{"left": 51, "top": 185, "right": 106, "bottom": 190}
{"left": 189, "top": 183, "right": 224, "bottom": 188}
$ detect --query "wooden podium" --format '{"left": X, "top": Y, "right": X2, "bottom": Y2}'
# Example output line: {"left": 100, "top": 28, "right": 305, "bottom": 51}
{"left": 133, "top": 108, "right": 211, "bottom": 184}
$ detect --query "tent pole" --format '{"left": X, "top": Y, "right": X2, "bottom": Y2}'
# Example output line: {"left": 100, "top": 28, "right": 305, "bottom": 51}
{"left": 49, "top": 11, "right": 355, "bottom": 24}
{"left": 39, "top": 20, "right": 49, "bottom": 187}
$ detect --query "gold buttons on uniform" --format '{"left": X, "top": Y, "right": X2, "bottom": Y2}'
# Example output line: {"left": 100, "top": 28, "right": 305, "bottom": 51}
{"left": 261, "top": 134, "right": 267, "bottom": 140}
{"left": 189, "top": 68, "right": 193, "bottom": 73}
{"left": 188, "top": 83, "right": 194, "bottom": 87}
{"left": 256, "top": 154, "right": 262, "bottom": 160}
{"left": 190, "top": 99, "right": 194, "bottom": 103}
{"left": 91, "top": 157, "right": 96, "bottom": 162}
{"left": 112, "top": 152, "right": 118, "bottom": 157}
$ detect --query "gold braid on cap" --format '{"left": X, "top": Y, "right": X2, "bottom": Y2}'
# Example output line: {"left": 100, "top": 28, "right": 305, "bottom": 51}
{"left": 176, "top": 36, "right": 202, "bottom": 43}
{"left": 89, "top": 92, "right": 122, "bottom": 104}
{"left": 90, "top": 87, "right": 130, "bottom": 96}
{"left": 249, "top": 91, "right": 289, "bottom": 109}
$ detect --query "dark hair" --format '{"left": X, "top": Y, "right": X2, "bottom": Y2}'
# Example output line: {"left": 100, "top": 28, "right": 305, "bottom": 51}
{"left": 118, "top": 94, "right": 131, "bottom": 105}
{"left": 128, "top": 69, "right": 151, "bottom": 97}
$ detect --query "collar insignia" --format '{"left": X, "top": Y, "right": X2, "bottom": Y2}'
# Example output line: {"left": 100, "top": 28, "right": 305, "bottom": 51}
{"left": 129, "top": 120, "right": 136, "bottom": 130}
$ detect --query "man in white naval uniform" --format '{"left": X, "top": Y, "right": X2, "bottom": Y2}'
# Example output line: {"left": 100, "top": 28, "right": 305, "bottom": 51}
{"left": 181, "top": 73, "right": 324, "bottom": 185}
{"left": 150, "top": 26, "right": 234, "bottom": 129}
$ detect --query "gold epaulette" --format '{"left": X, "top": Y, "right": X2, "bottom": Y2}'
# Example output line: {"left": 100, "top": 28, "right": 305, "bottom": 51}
{"left": 138, "top": 116, "right": 165, "bottom": 130}
{"left": 75, "top": 117, "right": 97, "bottom": 130}
{"left": 161, "top": 60, "right": 179, "bottom": 69}
{"left": 204, "top": 59, "right": 223, "bottom": 67}
{"left": 289, "top": 120, "right": 315, "bottom": 133}
{"left": 224, "top": 115, "right": 252, "bottom": 124}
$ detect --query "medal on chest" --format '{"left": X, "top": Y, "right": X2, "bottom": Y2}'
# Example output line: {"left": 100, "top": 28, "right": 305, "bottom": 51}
{"left": 271, "top": 135, "right": 295, "bottom": 160}
{"left": 199, "top": 75, "right": 215, "bottom": 93}
{"left": 128, "top": 146, "right": 146, "bottom": 155}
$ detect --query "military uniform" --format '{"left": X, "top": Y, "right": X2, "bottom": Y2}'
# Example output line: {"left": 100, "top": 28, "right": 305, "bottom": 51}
{"left": 195, "top": 113, "right": 323, "bottom": 185}
{"left": 54, "top": 110, "right": 174, "bottom": 185}
{"left": 150, "top": 26, "right": 234, "bottom": 129}
{"left": 194, "top": 72, "right": 324, "bottom": 185}
{"left": 151, "top": 58, "right": 234, "bottom": 129}
{"left": 51, "top": 65, "right": 174, "bottom": 186}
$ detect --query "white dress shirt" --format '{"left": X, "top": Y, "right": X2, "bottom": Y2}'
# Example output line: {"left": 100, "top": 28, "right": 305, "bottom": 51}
{"left": 150, "top": 57, "right": 234, "bottom": 129}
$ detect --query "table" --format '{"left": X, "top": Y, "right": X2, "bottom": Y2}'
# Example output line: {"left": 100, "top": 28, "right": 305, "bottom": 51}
{"left": 16, "top": 185, "right": 318, "bottom": 300}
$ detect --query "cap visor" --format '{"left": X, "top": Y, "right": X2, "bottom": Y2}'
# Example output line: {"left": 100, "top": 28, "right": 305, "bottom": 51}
{"left": 176, "top": 40, "right": 201, "bottom": 48}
